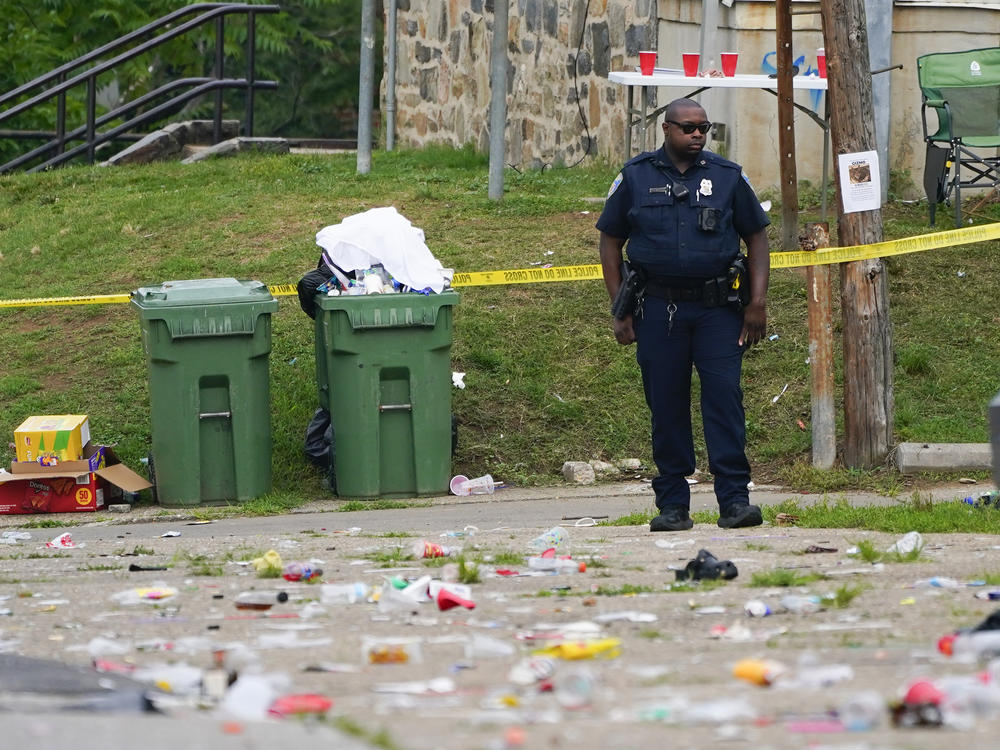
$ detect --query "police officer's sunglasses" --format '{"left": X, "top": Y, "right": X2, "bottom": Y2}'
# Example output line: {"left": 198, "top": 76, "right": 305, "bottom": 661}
{"left": 666, "top": 120, "right": 712, "bottom": 135}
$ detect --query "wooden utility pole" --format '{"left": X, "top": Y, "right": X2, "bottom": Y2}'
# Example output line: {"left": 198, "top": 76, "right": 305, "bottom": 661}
{"left": 819, "top": 0, "right": 894, "bottom": 468}
{"left": 775, "top": 0, "right": 799, "bottom": 252}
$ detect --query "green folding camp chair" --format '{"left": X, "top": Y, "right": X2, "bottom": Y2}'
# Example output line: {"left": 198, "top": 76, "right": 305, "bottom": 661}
{"left": 917, "top": 47, "right": 1000, "bottom": 226}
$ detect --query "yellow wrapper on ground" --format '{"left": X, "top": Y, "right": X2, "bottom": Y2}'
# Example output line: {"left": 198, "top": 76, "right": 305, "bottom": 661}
{"left": 533, "top": 638, "right": 622, "bottom": 660}
{"left": 252, "top": 549, "right": 283, "bottom": 577}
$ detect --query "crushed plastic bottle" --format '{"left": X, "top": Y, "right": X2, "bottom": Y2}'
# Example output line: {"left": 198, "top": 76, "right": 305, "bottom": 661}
{"left": 779, "top": 594, "right": 821, "bottom": 614}
{"left": 838, "top": 690, "right": 884, "bottom": 730}
{"left": 233, "top": 590, "right": 289, "bottom": 611}
{"left": 886, "top": 530, "right": 923, "bottom": 556}
{"left": 412, "top": 540, "right": 457, "bottom": 558}
{"left": 527, "top": 555, "right": 586, "bottom": 573}
{"left": 319, "top": 582, "right": 371, "bottom": 604}
{"left": 744, "top": 600, "right": 772, "bottom": 617}
{"left": 282, "top": 562, "right": 323, "bottom": 582}
{"left": 554, "top": 667, "right": 596, "bottom": 709}
{"left": 507, "top": 656, "right": 556, "bottom": 686}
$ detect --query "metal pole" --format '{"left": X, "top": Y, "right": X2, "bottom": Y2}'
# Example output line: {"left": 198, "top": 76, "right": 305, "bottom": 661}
{"left": 776, "top": 0, "right": 799, "bottom": 252}
{"left": 214, "top": 16, "right": 224, "bottom": 141}
{"left": 488, "top": 0, "right": 509, "bottom": 201}
{"left": 86, "top": 76, "right": 96, "bottom": 164}
{"left": 245, "top": 11, "right": 256, "bottom": 137}
{"left": 357, "top": 0, "right": 376, "bottom": 174}
{"left": 385, "top": 0, "right": 397, "bottom": 151}
{"left": 804, "top": 222, "right": 836, "bottom": 469}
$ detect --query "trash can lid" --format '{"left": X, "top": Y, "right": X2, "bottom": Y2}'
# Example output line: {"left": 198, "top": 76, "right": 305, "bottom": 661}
{"left": 131, "top": 278, "right": 274, "bottom": 307}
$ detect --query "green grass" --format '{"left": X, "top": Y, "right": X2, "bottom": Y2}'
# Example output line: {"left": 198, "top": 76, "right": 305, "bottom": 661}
{"left": 337, "top": 500, "right": 431, "bottom": 512}
{"left": 365, "top": 546, "right": 414, "bottom": 567}
{"left": 610, "top": 496, "right": 1000, "bottom": 533}
{"left": 1, "top": 148, "right": 999, "bottom": 509}
{"left": 173, "top": 551, "right": 224, "bottom": 576}
{"left": 852, "top": 540, "right": 883, "bottom": 563}
{"left": 852, "top": 537, "right": 919, "bottom": 563}
{"left": 666, "top": 579, "right": 729, "bottom": 592}
{"left": 454, "top": 557, "right": 481, "bottom": 584}
{"left": 749, "top": 568, "right": 826, "bottom": 587}
{"left": 830, "top": 583, "right": 866, "bottom": 608}
{"left": 13, "top": 519, "right": 76, "bottom": 529}
{"left": 762, "top": 498, "right": 1000, "bottom": 534}
{"left": 488, "top": 551, "right": 526, "bottom": 566}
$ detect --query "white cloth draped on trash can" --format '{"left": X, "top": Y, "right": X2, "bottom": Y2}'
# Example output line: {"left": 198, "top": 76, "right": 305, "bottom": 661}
{"left": 315, "top": 206, "right": 450, "bottom": 294}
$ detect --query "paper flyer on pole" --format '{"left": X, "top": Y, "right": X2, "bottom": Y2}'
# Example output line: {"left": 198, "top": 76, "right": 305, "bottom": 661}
{"left": 838, "top": 150, "right": 881, "bottom": 213}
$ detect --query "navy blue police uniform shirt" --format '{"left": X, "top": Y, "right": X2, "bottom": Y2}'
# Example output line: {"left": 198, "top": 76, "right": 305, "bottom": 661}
{"left": 596, "top": 146, "right": 770, "bottom": 280}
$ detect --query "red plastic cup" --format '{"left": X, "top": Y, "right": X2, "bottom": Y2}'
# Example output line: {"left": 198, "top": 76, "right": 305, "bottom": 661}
{"left": 720, "top": 52, "right": 738, "bottom": 77}
{"left": 639, "top": 51, "right": 656, "bottom": 76}
{"left": 817, "top": 48, "right": 827, "bottom": 78}
{"left": 682, "top": 53, "right": 700, "bottom": 77}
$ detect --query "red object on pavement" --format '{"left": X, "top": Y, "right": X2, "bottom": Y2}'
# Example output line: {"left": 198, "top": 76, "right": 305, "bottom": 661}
{"left": 903, "top": 680, "right": 944, "bottom": 706}
{"left": 268, "top": 693, "right": 333, "bottom": 717}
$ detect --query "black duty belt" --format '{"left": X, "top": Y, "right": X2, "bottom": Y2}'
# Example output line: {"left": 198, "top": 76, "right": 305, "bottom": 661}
{"left": 643, "top": 278, "right": 707, "bottom": 302}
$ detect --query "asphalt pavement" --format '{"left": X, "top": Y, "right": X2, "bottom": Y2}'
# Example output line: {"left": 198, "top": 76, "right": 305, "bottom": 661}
{"left": 1, "top": 478, "right": 994, "bottom": 750}
{"left": 9, "top": 478, "right": 977, "bottom": 543}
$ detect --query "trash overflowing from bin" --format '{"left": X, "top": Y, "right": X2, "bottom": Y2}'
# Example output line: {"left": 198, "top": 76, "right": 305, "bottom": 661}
{"left": 314, "top": 206, "right": 454, "bottom": 295}
{"left": 3, "top": 513, "right": 1000, "bottom": 747}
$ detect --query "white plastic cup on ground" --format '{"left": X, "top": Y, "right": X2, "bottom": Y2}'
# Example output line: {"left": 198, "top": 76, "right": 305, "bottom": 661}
{"left": 530, "top": 525, "right": 568, "bottom": 552}
{"left": 458, "top": 474, "right": 495, "bottom": 495}
{"left": 449, "top": 475, "right": 469, "bottom": 495}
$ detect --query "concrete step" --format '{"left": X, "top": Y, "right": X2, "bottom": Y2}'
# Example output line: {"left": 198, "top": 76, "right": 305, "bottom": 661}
{"left": 896, "top": 441, "right": 993, "bottom": 474}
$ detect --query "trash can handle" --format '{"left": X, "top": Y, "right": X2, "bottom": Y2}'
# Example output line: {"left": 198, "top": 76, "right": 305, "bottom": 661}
{"left": 378, "top": 404, "right": 412, "bottom": 412}
{"left": 199, "top": 411, "right": 233, "bottom": 419}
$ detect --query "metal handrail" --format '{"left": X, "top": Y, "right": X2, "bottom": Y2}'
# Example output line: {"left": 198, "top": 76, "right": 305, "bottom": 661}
{"left": 0, "top": 3, "right": 280, "bottom": 173}
{"left": 0, "top": 4, "right": 236, "bottom": 108}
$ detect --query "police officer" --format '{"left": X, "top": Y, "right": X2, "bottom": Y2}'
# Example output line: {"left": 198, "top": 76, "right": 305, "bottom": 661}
{"left": 596, "top": 98, "right": 770, "bottom": 532}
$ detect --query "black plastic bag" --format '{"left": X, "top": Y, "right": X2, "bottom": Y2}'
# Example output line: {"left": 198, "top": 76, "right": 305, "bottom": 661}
{"left": 297, "top": 268, "right": 329, "bottom": 320}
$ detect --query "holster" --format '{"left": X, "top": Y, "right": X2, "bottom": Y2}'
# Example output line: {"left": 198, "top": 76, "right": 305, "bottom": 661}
{"left": 726, "top": 255, "right": 751, "bottom": 311}
{"left": 611, "top": 260, "right": 644, "bottom": 320}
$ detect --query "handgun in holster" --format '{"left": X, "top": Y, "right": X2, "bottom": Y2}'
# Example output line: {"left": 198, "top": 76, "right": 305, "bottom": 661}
{"left": 611, "top": 260, "right": 644, "bottom": 320}
{"left": 726, "top": 255, "right": 751, "bottom": 311}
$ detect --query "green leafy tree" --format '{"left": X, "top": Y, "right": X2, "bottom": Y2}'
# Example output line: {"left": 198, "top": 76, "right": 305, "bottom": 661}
{"left": 0, "top": 0, "right": 377, "bottom": 166}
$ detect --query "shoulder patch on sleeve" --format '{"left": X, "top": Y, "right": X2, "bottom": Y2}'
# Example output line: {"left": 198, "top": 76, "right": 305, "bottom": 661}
{"left": 741, "top": 170, "right": 757, "bottom": 192}
{"left": 607, "top": 172, "right": 623, "bottom": 198}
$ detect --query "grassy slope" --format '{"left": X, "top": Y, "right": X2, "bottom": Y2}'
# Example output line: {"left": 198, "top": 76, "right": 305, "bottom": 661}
{"left": 0, "top": 147, "right": 997, "bottom": 503}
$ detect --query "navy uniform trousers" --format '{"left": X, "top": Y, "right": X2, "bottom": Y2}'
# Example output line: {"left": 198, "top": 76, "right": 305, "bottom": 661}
{"left": 634, "top": 294, "right": 751, "bottom": 513}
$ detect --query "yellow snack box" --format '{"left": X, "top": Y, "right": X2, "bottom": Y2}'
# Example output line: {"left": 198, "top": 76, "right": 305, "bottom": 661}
{"left": 14, "top": 415, "right": 91, "bottom": 465}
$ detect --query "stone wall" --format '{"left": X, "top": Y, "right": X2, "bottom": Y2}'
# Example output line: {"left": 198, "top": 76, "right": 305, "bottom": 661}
{"left": 390, "top": 0, "right": 658, "bottom": 168}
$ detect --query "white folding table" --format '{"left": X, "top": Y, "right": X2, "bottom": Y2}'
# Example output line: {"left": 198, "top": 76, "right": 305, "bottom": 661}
{"left": 608, "top": 70, "right": 831, "bottom": 216}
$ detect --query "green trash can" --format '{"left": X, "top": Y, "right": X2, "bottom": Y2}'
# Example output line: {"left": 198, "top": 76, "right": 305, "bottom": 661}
{"left": 314, "top": 291, "right": 458, "bottom": 498}
{"left": 131, "top": 278, "right": 278, "bottom": 507}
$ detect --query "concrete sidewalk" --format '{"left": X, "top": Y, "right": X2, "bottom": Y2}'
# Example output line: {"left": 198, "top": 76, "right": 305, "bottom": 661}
{"left": 0, "top": 478, "right": 986, "bottom": 542}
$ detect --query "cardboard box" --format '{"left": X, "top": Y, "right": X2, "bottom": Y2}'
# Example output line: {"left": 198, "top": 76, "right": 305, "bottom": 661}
{"left": 14, "top": 415, "right": 91, "bottom": 465}
{"left": 0, "top": 445, "right": 151, "bottom": 515}
{"left": 10, "top": 443, "right": 107, "bottom": 475}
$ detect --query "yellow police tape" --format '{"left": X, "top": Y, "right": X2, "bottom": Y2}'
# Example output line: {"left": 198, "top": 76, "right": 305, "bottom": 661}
{"left": 1, "top": 223, "right": 998, "bottom": 308}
